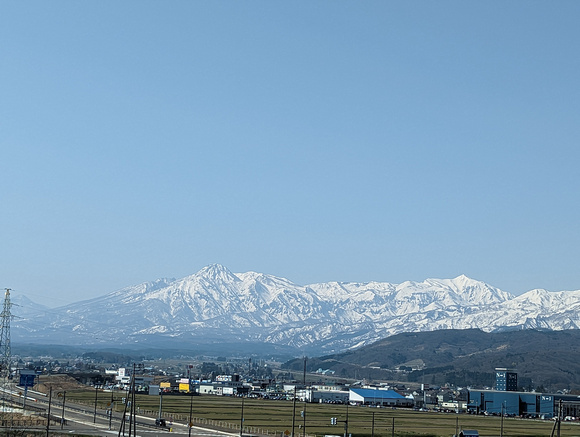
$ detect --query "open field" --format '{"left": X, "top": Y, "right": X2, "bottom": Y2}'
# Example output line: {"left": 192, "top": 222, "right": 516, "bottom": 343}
{"left": 58, "top": 388, "right": 580, "bottom": 437}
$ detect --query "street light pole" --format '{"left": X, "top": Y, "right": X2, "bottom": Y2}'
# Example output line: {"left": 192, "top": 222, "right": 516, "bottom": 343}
{"left": 46, "top": 386, "right": 52, "bottom": 437}
{"left": 61, "top": 391, "right": 66, "bottom": 429}
{"left": 291, "top": 386, "right": 297, "bottom": 437}
{"left": 344, "top": 401, "right": 349, "bottom": 437}
{"left": 188, "top": 392, "right": 194, "bottom": 437}
{"left": 94, "top": 386, "right": 98, "bottom": 423}
{"left": 303, "top": 358, "right": 307, "bottom": 437}
{"left": 500, "top": 401, "right": 505, "bottom": 437}
{"left": 158, "top": 391, "right": 163, "bottom": 420}
{"left": 109, "top": 389, "right": 114, "bottom": 430}
{"left": 130, "top": 363, "right": 137, "bottom": 437}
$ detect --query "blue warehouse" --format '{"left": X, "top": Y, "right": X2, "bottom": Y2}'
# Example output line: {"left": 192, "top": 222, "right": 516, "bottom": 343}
{"left": 468, "top": 390, "right": 580, "bottom": 419}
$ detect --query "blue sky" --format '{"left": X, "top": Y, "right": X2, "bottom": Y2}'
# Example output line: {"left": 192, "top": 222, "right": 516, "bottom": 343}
{"left": 1, "top": 2, "right": 579, "bottom": 307}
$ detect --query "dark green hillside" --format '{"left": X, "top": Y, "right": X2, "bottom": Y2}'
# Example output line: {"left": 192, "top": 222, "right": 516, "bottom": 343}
{"left": 284, "top": 329, "right": 580, "bottom": 391}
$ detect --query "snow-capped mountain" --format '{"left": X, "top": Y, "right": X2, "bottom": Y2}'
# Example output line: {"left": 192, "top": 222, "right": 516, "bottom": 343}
{"left": 11, "top": 264, "right": 580, "bottom": 354}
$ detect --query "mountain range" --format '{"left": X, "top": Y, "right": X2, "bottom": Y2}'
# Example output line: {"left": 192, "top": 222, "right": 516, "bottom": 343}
{"left": 12, "top": 264, "right": 580, "bottom": 355}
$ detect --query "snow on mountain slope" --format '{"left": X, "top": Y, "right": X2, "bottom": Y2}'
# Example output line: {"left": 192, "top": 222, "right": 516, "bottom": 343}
{"left": 11, "top": 264, "right": 580, "bottom": 353}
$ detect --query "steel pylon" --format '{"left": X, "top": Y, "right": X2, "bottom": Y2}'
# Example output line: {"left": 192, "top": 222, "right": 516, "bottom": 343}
{"left": 0, "top": 289, "right": 12, "bottom": 377}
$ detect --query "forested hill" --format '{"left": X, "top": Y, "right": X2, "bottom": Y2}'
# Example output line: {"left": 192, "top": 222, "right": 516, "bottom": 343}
{"left": 284, "top": 329, "right": 580, "bottom": 391}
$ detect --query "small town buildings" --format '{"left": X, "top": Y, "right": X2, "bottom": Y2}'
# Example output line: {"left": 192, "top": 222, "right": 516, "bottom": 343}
{"left": 112, "top": 367, "right": 153, "bottom": 391}
{"left": 199, "top": 383, "right": 221, "bottom": 395}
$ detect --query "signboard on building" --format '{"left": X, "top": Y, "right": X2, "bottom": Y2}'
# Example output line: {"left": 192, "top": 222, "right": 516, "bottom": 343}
{"left": 223, "top": 387, "right": 235, "bottom": 395}
{"left": 149, "top": 385, "right": 160, "bottom": 396}
{"left": 19, "top": 372, "right": 36, "bottom": 388}
{"left": 216, "top": 375, "right": 232, "bottom": 382}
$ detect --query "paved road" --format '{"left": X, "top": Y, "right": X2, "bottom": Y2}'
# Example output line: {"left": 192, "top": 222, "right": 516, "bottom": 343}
{"left": 50, "top": 410, "right": 236, "bottom": 437}
{"left": 3, "top": 384, "right": 237, "bottom": 437}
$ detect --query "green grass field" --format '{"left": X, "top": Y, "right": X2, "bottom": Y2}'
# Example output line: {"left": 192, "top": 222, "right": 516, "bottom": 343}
{"left": 61, "top": 389, "right": 580, "bottom": 437}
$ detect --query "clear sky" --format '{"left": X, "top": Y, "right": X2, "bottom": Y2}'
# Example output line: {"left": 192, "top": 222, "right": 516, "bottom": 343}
{"left": 1, "top": 2, "right": 579, "bottom": 308}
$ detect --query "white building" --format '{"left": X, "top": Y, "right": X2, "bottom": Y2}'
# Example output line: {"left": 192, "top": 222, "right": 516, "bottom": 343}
{"left": 349, "top": 388, "right": 413, "bottom": 407}
{"left": 307, "top": 389, "right": 349, "bottom": 404}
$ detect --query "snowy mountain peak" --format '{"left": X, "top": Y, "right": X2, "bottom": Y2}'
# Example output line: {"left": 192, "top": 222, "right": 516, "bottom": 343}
{"left": 11, "top": 265, "right": 580, "bottom": 354}
{"left": 422, "top": 275, "right": 513, "bottom": 305}
{"left": 524, "top": 288, "right": 551, "bottom": 297}
{"left": 195, "top": 264, "right": 241, "bottom": 284}
{"left": 451, "top": 274, "right": 472, "bottom": 285}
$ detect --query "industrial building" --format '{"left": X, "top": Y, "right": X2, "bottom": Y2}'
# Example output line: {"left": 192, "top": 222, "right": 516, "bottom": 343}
{"left": 468, "top": 389, "right": 580, "bottom": 419}
{"left": 494, "top": 368, "right": 518, "bottom": 391}
{"left": 468, "top": 370, "right": 580, "bottom": 419}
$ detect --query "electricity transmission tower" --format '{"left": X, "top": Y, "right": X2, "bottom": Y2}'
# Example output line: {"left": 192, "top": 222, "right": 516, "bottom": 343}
{"left": 0, "top": 288, "right": 12, "bottom": 378}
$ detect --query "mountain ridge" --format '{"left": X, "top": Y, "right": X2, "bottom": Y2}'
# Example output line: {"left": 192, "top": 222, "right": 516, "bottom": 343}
{"left": 281, "top": 328, "right": 580, "bottom": 390}
{"left": 12, "top": 264, "right": 580, "bottom": 355}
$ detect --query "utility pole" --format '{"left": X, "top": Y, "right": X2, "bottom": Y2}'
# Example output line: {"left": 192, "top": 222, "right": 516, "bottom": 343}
{"left": 550, "top": 400, "right": 563, "bottom": 437}
{"left": 343, "top": 400, "right": 349, "bottom": 437}
{"left": 239, "top": 396, "right": 245, "bottom": 437}
{"left": 94, "top": 385, "right": 98, "bottom": 423}
{"left": 188, "top": 391, "right": 194, "bottom": 437}
{"left": 130, "top": 363, "right": 137, "bottom": 437}
{"left": 60, "top": 391, "right": 66, "bottom": 429}
{"left": 158, "top": 391, "right": 163, "bottom": 420}
{"left": 557, "top": 399, "right": 562, "bottom": 437}
{"left": 118, "top": 388, "right": 129, "bottom": 437}
{"left": 500, "top": 401, "right": 505, "bottom": 437}
{"left": 303, "top": 357, "right": 307, "bottom": 437}
{"left": 46, "top": 386, "right": 52, "bottom": 437}
{"left": 109, "top": 390, "right": 114, "bottom": 430}
{"left": 127, "top": 386, "right": 133, "bottom": 437}
{"left": 291, "top": 386, "right": 297, "bottom": 437}
{"left": 123, "top": 363, "right": 138, "bottom": 437}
